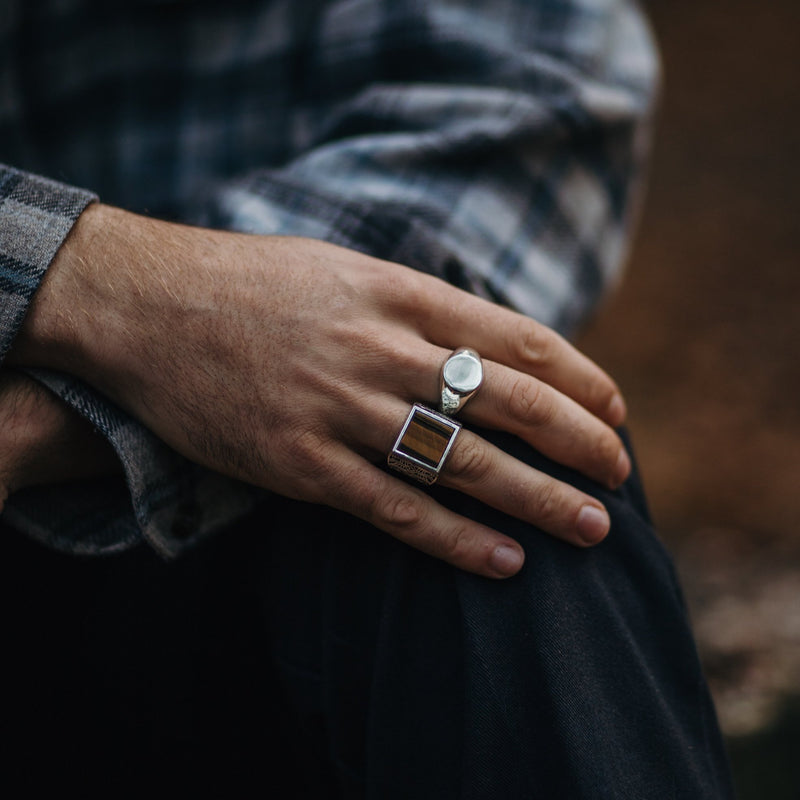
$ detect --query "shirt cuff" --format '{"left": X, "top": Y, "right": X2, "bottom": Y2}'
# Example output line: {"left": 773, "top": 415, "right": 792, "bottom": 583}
{"left": 5, "top": 368, "right": 265, "bottom": 557}
{"left": 0, "top": 164, "right": 96, "bottom": 363}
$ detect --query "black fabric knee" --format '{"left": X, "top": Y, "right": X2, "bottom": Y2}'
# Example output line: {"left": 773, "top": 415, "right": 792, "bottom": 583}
{"left": 257, "top": 428, "right": 734, "bottom": 799}
{"left": 0, "top": 427, "right": 734, "bottom": 798}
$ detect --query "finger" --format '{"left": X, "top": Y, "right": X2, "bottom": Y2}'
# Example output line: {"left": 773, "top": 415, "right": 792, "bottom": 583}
{"left": 353, "top": 401, "right": 612, "bottom": 548}
{"left": 458, "top": 361, "right": 631, "bottom": 489}
{"left": 438, "top": 427, "right": 611, "bottom": 547}
{"left": 369, "top": 336, "right": 630, "bottom": 489}
{"left": 302, "top": 445, "right": 527, "bottom": 579}
{"left": 408, "top": 277, "right": 626, "bottom": 427}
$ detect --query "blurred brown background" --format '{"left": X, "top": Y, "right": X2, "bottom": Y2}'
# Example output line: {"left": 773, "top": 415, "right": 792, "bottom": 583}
{"left": 577, "top": 1, "right": 800, "bottom": 795}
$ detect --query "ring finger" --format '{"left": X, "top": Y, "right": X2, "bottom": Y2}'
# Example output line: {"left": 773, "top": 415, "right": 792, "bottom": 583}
{"left": 363, "top": 399, "right": 612, "bottom": 548}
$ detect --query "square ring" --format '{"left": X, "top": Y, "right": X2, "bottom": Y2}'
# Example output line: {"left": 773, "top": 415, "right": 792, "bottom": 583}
{"left": 387, "top": 404, "right": 461, "bottom": 485}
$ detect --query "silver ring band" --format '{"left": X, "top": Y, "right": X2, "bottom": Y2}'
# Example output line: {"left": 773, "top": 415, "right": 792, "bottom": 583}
{"left": 440, "top": 347, "right": 483, "bottom": 416}
{"left": 387, "top": 404, "right": 461, "bottom": 485}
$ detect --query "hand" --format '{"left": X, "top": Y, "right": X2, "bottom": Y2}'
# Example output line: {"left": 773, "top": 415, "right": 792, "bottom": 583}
{"left": 0, "top": 370, "right": 120, "bottom": 513}
{"left": 13, "top": 204, "right": 630, "bottom": 577}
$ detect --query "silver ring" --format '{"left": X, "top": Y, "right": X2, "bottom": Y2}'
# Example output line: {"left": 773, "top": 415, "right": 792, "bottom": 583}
{"left": 440, "top": 347, "right": 483, "bottom": 416}
{"left": 387, "top": 404, "right": 461, "bottom": 485}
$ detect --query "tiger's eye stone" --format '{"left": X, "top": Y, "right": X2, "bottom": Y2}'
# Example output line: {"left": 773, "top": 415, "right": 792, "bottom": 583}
{"left": 396, "top": 408, "right": 457, "bottom": 468}
{"left": 388, "top": 405, "right": 461, "bottom": 484}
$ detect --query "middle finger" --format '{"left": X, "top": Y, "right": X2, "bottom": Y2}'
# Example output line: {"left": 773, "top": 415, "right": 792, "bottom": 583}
{"left": 458, "top": 360, "right": 630, "bottom": 489}
{"left": 408, "top": 348, "right": 630, "bottom": 489}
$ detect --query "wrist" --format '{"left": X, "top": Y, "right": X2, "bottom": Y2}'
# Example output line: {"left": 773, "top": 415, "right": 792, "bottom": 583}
{"left": 8, "top": 203, "right": 177, "bottom": 397}
{"left": 9, "top": 202, "right": 115, "bottom": 373}
{"left": 6, "top": 201, "right": 243, "bottom": 426}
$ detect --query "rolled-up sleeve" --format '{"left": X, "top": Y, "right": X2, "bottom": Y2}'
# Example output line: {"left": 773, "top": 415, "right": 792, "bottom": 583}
{"left": 0, "top": 166, "right": 95, "bottom": 361}
{"left": 201, "top": 0, "right": 659, "bottom": 335}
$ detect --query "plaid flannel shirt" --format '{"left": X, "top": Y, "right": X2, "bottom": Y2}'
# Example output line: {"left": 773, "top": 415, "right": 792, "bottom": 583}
{"left": 0, "top": 0, "right": 658, "bottom": 556}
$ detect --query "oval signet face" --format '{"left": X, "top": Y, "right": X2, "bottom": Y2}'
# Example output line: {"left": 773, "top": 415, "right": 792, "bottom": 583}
{"left": 443, "top": 350, "right": 483, "bottom": 393}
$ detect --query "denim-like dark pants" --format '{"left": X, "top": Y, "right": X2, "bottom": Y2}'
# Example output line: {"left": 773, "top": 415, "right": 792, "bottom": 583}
{"left": 1, "top": 428, "right": 734, "bottom": 798}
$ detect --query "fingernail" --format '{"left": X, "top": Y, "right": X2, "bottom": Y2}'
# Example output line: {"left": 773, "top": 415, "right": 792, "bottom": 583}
{"left": 577, "top": 505, "right": 610, "bottom": 545}
{"left": 613, "top": 448, "right": 631, "bottom": 487}
{"left": 607, "top": 394, "right": 627, "bottom": 426}
{"left": 490, "top": 544, "right": 524, "bottom": 576}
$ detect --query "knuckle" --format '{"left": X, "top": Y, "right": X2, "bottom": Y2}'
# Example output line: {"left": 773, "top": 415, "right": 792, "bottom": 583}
{"left": 447, "top": 437, "right": 492, "bottom": 483}
{"left": 275, "top": 425, "right": 328, "bottom": 479}
{"left": 372, "top": 487, "right": 423, "bottom": 531}
{"left": 512, "top": 318, "right": 555, "bottom": 368}
{"left": 578, "top": 423, "right": 621, "bottom": 472}
{"left": 584, "top": 371, "right": 617, "bottom": 413}
{"left": 382, "top": 335, "right": 430, "bottom": 377}
{"left": 531, "top": 480, "right": 561, "bottom": 524}
{"left": 372, "top": 263, "right": 427, "bottom": 313}
{"left": 596, "top": 431, "right": 622, "bottom": 465}
{"left": 439, "top": 524, "right": 474, "bottom": 562}
{"left": 400, "top": 272, "right": 428, "bottom": 311}
{"left": 595, "top": 433, "right": 626, "bottom": 480}
{"left": 507, "top": 376, "right": 553, "bottom": 428}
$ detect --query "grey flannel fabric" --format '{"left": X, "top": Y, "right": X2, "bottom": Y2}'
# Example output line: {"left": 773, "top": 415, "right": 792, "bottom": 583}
{"left": 0, "top": 0, "right": 659, "bottom": 556}
{"left": 0, "top": 170, "right": 94, "bottom": 362}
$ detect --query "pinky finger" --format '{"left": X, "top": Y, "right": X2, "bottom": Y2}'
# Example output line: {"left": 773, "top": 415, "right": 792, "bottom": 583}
{"left": 311, "top": 447, "right": 526, "bottom": 579}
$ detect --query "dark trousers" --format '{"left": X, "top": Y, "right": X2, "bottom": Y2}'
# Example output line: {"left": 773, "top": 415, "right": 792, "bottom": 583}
{"left": 1, "top": 428, "right": 733, "bottom": 798}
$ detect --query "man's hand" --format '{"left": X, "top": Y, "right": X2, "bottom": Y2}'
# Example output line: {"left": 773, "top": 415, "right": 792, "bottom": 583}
{"left": 0, "top": 370, "right": 120, "bottom": 513}
{"left": 11, "top": 203, "right": 630, "bottom": 577}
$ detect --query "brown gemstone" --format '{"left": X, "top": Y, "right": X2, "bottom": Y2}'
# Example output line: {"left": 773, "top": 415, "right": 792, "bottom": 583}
{"left": 397, "top": 407, "right": 458, "bottom": 468}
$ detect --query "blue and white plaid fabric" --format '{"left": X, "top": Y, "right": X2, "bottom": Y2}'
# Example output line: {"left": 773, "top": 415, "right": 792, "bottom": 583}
{"left": 0, "top": 0, "right": 659, "bottom": 555}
